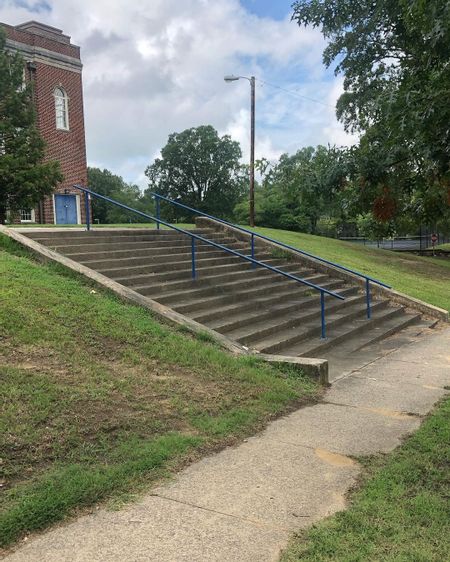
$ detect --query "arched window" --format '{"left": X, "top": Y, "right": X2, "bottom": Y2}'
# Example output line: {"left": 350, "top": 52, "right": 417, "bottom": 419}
{"left": 54, "top": 87, "right": 69, "bottom": 130}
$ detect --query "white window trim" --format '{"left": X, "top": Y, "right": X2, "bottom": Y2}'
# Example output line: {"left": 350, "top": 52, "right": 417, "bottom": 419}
{"left": 20, "top": 209, "right": 36, "bottom": 223}
{"left": 54, "top": 86, "right": 70, "bottom": 131}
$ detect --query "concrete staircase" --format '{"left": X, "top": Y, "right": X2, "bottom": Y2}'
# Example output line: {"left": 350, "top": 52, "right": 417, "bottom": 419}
{"left": 23, "top": 228, "right": 430, "bottom": 365}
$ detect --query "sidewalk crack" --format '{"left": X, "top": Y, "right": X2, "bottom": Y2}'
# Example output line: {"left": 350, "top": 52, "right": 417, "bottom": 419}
{"left": 149, "top": 493, "right": 295, "bottom": 533}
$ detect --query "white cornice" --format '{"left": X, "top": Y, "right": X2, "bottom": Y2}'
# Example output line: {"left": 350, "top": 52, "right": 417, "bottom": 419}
{"left": 5, "top": 38, "right": 82, "bottom": 73}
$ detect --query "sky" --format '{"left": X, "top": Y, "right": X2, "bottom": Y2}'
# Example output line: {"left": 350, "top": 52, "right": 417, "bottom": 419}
{"left": 0, "top": 0, "right": 357, "bottom": 188}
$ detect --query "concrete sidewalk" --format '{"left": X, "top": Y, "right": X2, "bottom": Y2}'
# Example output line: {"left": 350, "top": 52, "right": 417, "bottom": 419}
{"left": 5, "top": 328, "right": 450, "bottom": 562}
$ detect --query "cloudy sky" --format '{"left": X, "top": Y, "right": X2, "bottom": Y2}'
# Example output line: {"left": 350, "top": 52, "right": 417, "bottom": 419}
{"left": 1, "top": 0, "right": 357, "bottom": 187}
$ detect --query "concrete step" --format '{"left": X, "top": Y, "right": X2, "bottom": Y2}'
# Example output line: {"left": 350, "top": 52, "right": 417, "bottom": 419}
{"left": 34, "top": 234, "right": 191, "bottom": 244}
{"left": 27, "top": 227, "right": 212, "bottom": 237}
{"left": 113, "top": 260, "right": 311, "bottom": 287}
{"left": 136, "top": 267, "right": 308, "bottom": 302}
{"left": 165, "top": 273, "right": 337, "bottom": 315}
{"left": 84, "top": 252, "right": 259, "bottom": 273}
{"left": 293, "top": 307, "right": 419, "bottom": 358}
{"left": 43, "top": 236, "right": 240, "bottom": 254}
{"left": 128, "top": 264, "right": 313, "bottom": 296}
{"left": 198, "top": 284, "right": 356, "bottom": 330}
{"left": 92, "top": 253, "right": 282, "bottom": 277}
{"left": 109, "top": 259, "right": 266, "bottom": 285}
{"left": 64, "top": 241, "right": 248, "bottom": 261}
{"left": 337, "top": 312, "right": 423, "bottom": 355}
{"left": 109, "top": 259, "right": 294, "bottom": 284}
{"left": 24, "top": 228, "right": 211, "bottom": 240}
{"left": 225, "top": 294, "right": 367, "bottom": 346}
{"left": 253, "top": 300, "right": 390, "bottom": 355}
{"left": 80, "top": 247, "right": 250, "bottom": 272}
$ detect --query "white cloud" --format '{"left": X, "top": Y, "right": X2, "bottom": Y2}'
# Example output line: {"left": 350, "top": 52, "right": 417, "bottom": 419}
{"left": 1, "top": 0, "right": 357, "bottom": 187}
{"left": 322, "top": 78, "right": 359, "bottom": 147}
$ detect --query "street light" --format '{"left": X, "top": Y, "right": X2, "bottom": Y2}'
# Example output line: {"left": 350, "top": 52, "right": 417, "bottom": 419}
{"left": 224, "top": 74, "right": 256, "bottom": 227}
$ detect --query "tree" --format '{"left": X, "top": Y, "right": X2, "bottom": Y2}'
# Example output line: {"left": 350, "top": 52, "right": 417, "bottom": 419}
{"left": 247, "top": 145, "right": 351, "bottom": 234}
{"left": 292, "top": 0, "right": 450, "bottom": 229}
{"left": 0, "top": 30, "right": 62, "bottom": 223}
{"left": 145, "top": 125, "right": 246, "bottom": 220}
{"left": 88, "top": 167, "right": 150, "bottom": 224}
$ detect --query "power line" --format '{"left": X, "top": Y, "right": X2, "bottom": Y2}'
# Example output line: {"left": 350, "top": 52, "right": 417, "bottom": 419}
{"left": 257, "top": 78, "right": 336, "bottom": 109}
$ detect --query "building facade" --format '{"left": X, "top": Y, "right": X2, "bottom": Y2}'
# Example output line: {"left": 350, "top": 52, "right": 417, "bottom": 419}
{"left": 2, "top": 20, "right": 89, "bottom": 224}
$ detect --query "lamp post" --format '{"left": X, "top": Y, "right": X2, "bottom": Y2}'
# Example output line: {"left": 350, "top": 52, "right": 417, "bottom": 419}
{"left": 224, "top": 75, "right": 256, "bottom": 227}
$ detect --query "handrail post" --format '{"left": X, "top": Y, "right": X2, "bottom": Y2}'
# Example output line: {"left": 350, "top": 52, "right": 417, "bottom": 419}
{"left": 155, "top": 196, "right": 160, "bottom": 231}
{"left": 251, "top": 233, "right": 255, "bottom": 269}
{"left": 366, "top": 278, "right": 371, "bottom": 319}
{"left": 320, "top": 291, "right": 326, "bottom": 339}
{"left": 191, "top": 237, "right": 196, "bottom": 280}
{"left": 85, "top": 193, "right": 90, "bottom": 231}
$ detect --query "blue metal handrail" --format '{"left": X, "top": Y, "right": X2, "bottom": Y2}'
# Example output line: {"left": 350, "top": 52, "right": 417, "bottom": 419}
{"left": 75, "top": 184, "right": 344, "bottom": 339}
{"left": 151, "top": 192, "right": 391, "bottom": 320}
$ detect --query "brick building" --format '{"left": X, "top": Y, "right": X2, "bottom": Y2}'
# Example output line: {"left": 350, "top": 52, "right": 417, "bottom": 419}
{"left": 2, "top": 20, "right": 89, "bottom": 224}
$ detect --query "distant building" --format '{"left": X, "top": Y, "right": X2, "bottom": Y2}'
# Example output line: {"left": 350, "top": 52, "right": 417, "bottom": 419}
{"left": 1, "top": 20, "right": 89, "bottom": 224}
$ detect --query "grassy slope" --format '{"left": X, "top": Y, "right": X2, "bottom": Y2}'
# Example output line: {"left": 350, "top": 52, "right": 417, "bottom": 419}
{"left": 281, "top": 397, "right": 450, "bottom": 562}
{"left": 0, "top": 235, "right": 319, "bottom": 547}
{"left": 250, "top": 227, "right": 450, "bottom": 312}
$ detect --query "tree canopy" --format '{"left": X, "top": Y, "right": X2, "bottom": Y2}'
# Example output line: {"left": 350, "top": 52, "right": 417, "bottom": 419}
{"left": 0, "top": 30, "right": 62, "bottom": 223}
{"left": 234, "top": 145, "right": 352, "bottom": 235}
{"left": 292, "top": 0, "right": 450, "bottom": 228}
{"left": 145, "top": 125, "right": 247, "bottom": 220}
{"left": 88, "top": 167, "right": 151, "bottom": 223}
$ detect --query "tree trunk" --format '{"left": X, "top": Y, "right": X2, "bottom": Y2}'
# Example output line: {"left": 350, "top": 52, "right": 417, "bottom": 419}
{"left": 0, "top": 205, "right": 7, "bottom": 225}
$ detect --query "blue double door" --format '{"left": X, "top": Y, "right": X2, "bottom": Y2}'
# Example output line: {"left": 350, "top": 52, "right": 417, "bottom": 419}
{"left": 55, "top": 194, "right": 78, "bottom": 224}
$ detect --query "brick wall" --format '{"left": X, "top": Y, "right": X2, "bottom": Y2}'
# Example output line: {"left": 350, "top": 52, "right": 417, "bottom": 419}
{"left": 2, "top": 23, "right": 80, "bottom": 61}
{"left": 2, "top": 21, "right": 89, "bottom": 224}
{"left": 32, "top": 61, "right": 88, "bottom": 223}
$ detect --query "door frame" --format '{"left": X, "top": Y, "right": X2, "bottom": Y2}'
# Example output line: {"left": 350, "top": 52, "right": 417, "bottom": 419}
{"left": 52, "top": 193, "right": 81, "bottom": 225}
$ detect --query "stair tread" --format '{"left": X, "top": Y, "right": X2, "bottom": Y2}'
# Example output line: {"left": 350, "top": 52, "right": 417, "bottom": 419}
{"left": 191, "top": 281, "right": 347, "bottom": 325}
{"left": 226, "top": 294, "right": 366, "bottom": 343}
{"left": 84, "top": 251, "right": 277, "bottom": 269}
{"left": 320, "top": 312, "right": 424, "bottom": 360}
{"left": 115, "top": 264, "right": 311, "bottom": 286}
{"left": 65, "top": 243, "right": 247, "bottom": 259}
{"left": 253, "top": 300, "right": 390, "bottom": 353}
{"left": 152, "top": 273, "right": 336, "bottom": 307}
{"left": 280, "top": 305, "right": 407, "bottom": 357}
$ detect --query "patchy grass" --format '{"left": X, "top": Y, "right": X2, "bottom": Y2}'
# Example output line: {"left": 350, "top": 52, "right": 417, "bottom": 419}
{"left": 249, "top": 227, "right": 450, "bottom": 312}
{"left": 281, "top": 397, "right": 450, "bottom": 562}
{"left": 0, "top": 237, "right": 319, "bottom": 547}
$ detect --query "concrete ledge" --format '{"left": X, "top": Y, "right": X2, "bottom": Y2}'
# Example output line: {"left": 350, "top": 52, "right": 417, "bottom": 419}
{"left": 258, "top": 354, "right": 329, "bottom": 386}
{"left": 0, "top": 225, "right": 328, "bottom": 384}
{"left": 196, "top": 217, "right": 449, "bottom": 323}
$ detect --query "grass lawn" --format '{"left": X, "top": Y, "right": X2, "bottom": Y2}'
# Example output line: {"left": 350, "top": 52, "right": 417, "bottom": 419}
{"left": 281, "top": 396, "right": 450, "bottom": 562}
{"left": 0, "top": 235, "right": 319, "bottom": 548}
{"left": 249, "top": 227, "right": 450, "bottom": 312}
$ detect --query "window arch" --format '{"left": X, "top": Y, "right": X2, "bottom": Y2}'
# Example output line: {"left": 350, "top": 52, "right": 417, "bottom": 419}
{"left": 54, "top": 87, "right": 69, "bottom": 130}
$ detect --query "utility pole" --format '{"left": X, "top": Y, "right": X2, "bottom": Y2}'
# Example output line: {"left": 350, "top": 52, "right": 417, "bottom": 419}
{"left": 249, "top": 76, "right": 255, "bottom": 227}
{"left": 224, "top": 74, "right": 257, "bottom": 227}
